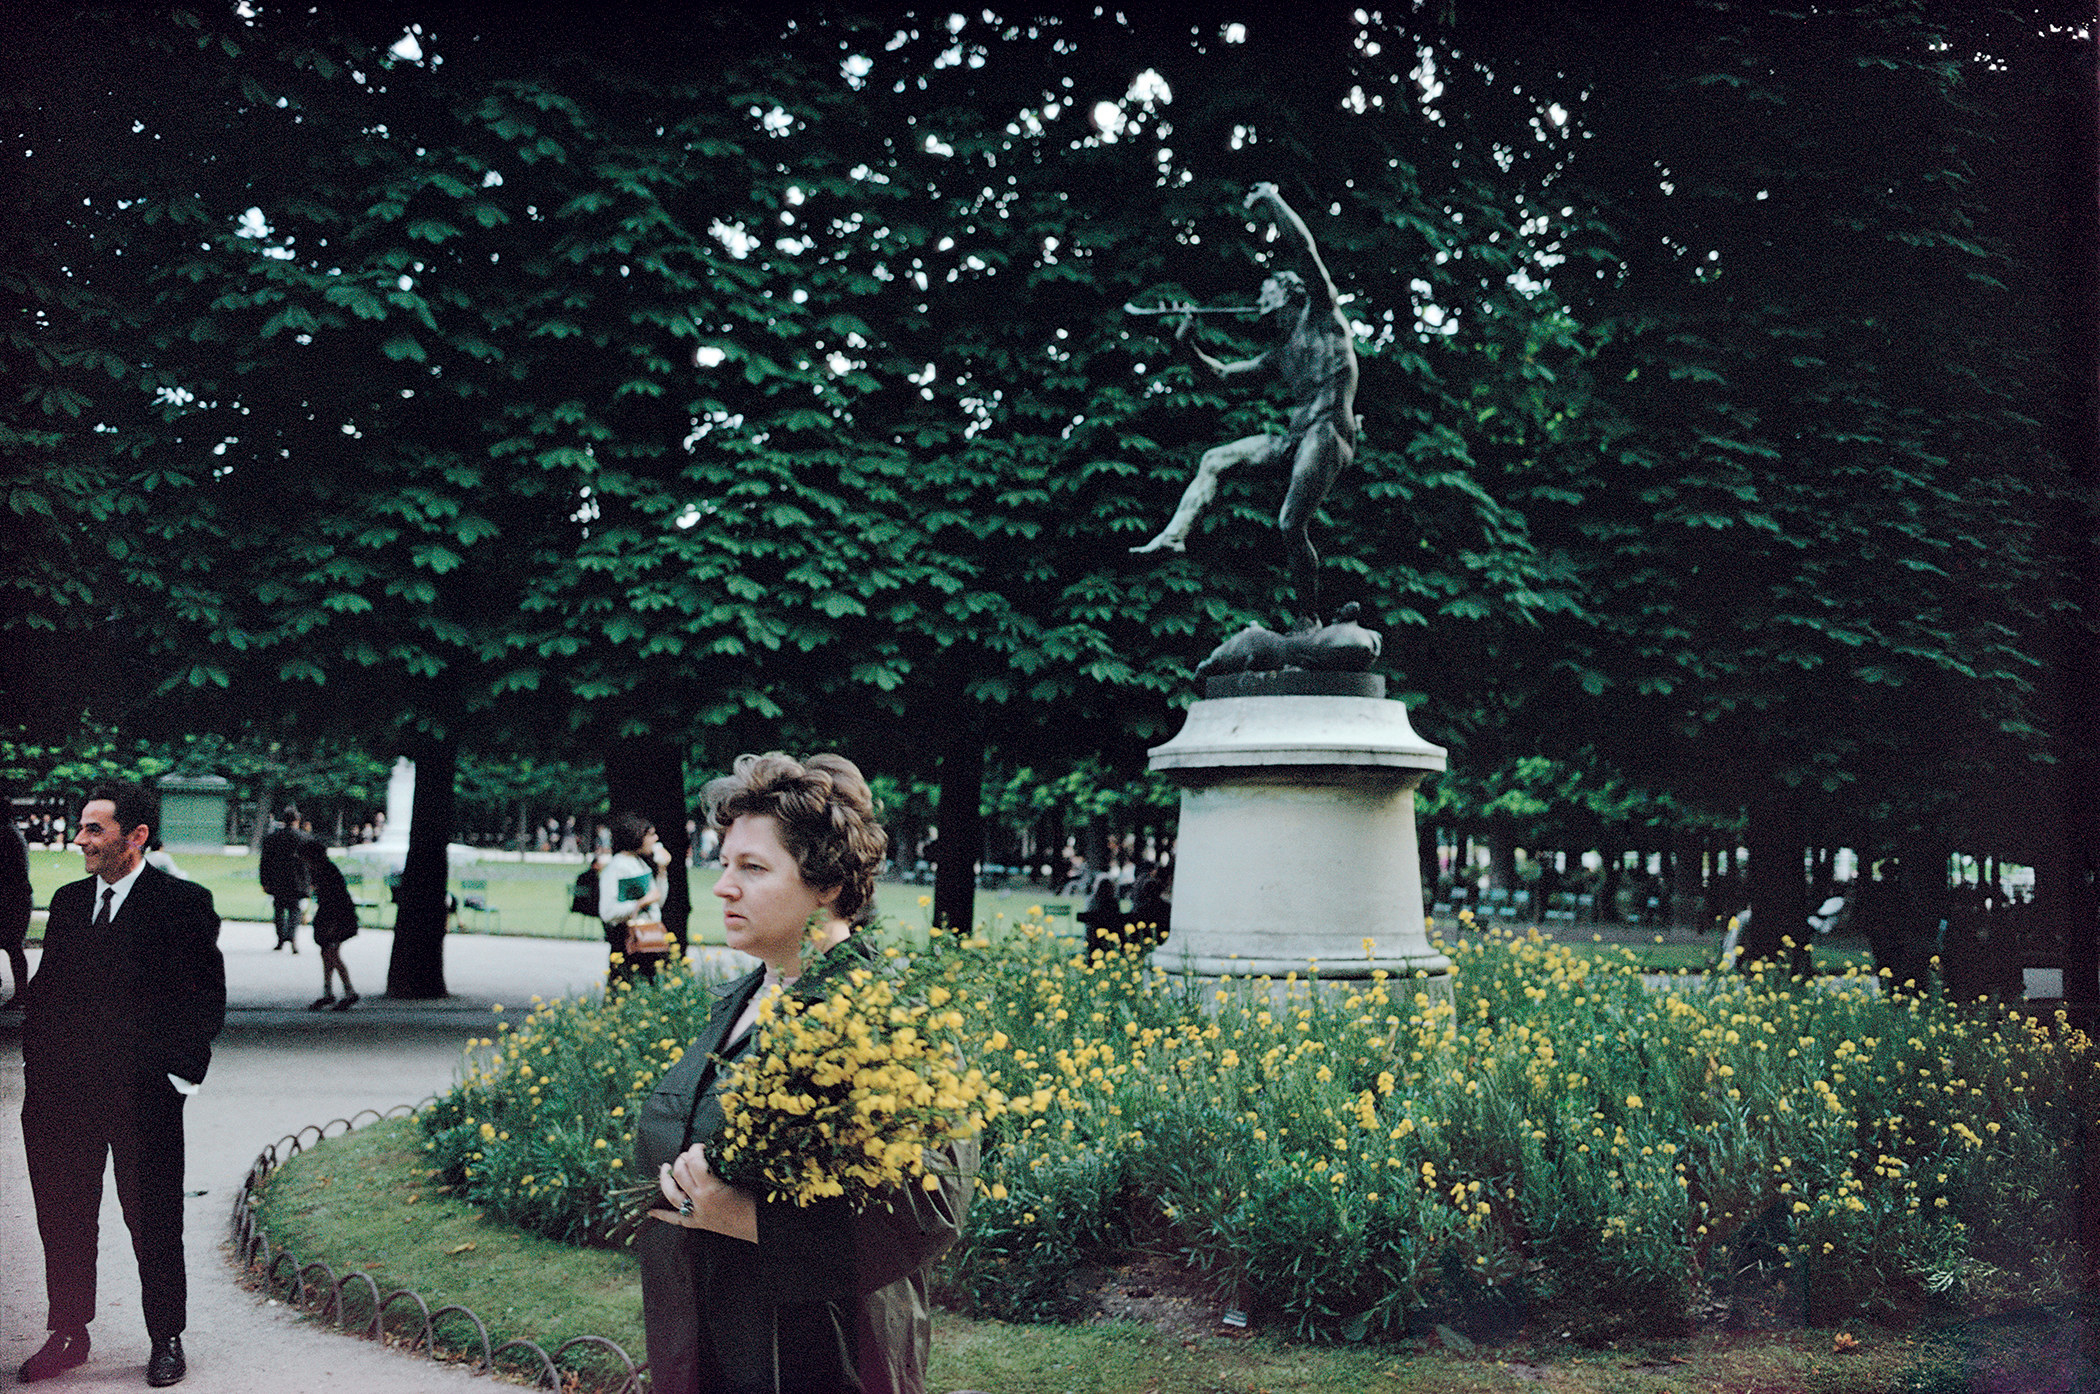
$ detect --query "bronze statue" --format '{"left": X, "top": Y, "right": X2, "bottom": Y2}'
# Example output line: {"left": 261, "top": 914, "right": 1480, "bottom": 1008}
{"left": 1192, "top": 603, "right": 1381, "bottom": 681}
{"left": 1131, "top": 182, "right": 1360, "bottom": 630}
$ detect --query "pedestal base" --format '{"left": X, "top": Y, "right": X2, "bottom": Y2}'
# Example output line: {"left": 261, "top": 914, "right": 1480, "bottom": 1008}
{"left": 1148, "top": 691, "right": 1448, "bottom": 980}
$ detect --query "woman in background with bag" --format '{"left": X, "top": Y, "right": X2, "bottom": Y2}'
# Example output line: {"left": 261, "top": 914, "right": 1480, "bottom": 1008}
{"left": 600, "top": 812, "right": 669, "bottom": 981}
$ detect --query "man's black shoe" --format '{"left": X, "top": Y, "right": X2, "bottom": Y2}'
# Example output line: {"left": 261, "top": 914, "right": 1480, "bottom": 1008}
{"left": 18, "top": 1329, "right": 89, "bottom": 1382}
{"left": 145, "top": 1335, "right": 184, "bottom": 1388}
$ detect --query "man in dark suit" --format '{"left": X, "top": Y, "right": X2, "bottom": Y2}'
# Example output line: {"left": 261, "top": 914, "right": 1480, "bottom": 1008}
{"left": 19, "top": 782, "right": 225, "bottom": 1387}
{"left": 257, "top": 806, "right": 308, "bottom": 952}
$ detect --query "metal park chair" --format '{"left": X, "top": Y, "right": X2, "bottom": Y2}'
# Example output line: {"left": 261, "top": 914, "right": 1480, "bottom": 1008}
{"left": 457, "top": 878, "right": 501, "bottom": 934}
{"left": 343, "top": 871, "right": 390, "bottom": 929}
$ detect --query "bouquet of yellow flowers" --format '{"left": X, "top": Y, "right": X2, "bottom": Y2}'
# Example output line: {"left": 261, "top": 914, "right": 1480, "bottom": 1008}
{"left": 712, "top": 935, "right": 1006, "bottom": 1208}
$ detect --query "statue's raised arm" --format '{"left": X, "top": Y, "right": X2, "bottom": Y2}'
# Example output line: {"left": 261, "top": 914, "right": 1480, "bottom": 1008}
{"left": 1244, "top": 182, "right": 1344, "bottom": 316}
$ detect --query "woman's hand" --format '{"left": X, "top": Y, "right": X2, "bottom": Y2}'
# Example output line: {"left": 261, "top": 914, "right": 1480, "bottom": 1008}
{"left": 647, "top": 1145, "right": 758, "bottom": 1243}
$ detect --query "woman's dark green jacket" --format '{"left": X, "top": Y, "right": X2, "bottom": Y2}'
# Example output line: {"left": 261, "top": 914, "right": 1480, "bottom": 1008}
{"left": 634, "top": 937, "right": 975, "bottom": 1394}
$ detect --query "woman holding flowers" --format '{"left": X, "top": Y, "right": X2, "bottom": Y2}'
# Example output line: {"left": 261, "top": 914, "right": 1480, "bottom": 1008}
{"left": 635, "top": 752, "right": 973, "bottom": 1394}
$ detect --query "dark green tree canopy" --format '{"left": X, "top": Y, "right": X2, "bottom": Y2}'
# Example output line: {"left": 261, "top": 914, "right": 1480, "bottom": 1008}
{"left": 1, "top": 3, "right": 2079, "bottom": 943}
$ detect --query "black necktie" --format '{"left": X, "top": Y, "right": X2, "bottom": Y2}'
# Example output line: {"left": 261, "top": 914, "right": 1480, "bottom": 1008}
{"left": 94, "top": 887, "right": 114, "bottom": 926}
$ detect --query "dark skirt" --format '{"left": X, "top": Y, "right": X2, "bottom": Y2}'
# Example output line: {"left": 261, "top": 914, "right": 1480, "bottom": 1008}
{"left": 312, "top": 911, "right": 358, "bottom": 948}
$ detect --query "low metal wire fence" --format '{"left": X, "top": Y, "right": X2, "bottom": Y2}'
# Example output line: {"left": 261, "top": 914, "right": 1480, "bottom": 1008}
{"left": 230, "top": 1102, "right": 646, "bottom": 1393}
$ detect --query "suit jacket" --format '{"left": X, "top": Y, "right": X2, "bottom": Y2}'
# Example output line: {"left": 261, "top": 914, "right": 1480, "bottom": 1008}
{"left": 258, "top": 826, "right": 310, "bottom": 901}
{"left": 23, "top": 864, "right": 226, "bottom": 1088}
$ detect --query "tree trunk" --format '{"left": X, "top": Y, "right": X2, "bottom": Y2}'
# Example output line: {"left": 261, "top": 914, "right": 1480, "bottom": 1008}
{"left": 387, "top": 736, "right": 456, "bottom": 999}
{"left": 1084, "top": 821, "right": 1109, "bottom": 881}
{"left": 1671, "top": 825, "right": 1703, "bottom": 926}
{"left": 1741, "top": 786, "right": 1809, "bottom": 977}
{"left": 1895, "top": 838, "right": 1952, "bottom": 992}
{"left": 933, "top": 714, "right": 985, "bottom": 932}
{"left": 247, "top": 770, "right": 279, "bottom": 853}
{"left": 1598, "top": 835, "right": 1625, "bottom": 924}
{"left": 1416, "top": 814, "right": 1438, "bottom": 912}
{"left": 607, "top": 737, "right": 692, "bottom": 950}
{"left": 1486, "top": 819, "right": 1516, "bottom": 893}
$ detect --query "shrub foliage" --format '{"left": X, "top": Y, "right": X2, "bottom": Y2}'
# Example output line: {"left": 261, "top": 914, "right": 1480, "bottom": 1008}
{"left": 424, "top": 916, "right": 2098, "bottom": 1338}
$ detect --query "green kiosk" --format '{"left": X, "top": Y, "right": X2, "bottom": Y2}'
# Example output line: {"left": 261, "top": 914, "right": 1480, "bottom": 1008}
{"left": 156, "top": 773, "right": 233, "bottom": 853}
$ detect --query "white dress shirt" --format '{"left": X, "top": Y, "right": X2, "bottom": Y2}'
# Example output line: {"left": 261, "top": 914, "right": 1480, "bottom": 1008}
{"left": 92, "top": 859, "right": 147, "bottom": 921}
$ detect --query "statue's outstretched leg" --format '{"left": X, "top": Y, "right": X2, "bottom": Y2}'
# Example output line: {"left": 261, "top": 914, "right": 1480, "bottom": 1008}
{"left": 1131, "top": 433, "right": 1277, "bottom": 553}
{"left": 1277, "top": 421, "right": 1351, "bottom": 627}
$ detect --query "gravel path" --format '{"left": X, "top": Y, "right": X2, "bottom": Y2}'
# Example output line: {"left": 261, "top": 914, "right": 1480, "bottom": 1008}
{"left": 1, "top": 917, "right": 753, "bottom": 1392}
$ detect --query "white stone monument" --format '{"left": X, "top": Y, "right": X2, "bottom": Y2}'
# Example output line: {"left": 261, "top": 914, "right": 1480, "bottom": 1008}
{"left": 1148, "top": 671, "right": 1447, "bottom": 979}
{"left": 350, "top": 756, "right": 415, "bottom": 874}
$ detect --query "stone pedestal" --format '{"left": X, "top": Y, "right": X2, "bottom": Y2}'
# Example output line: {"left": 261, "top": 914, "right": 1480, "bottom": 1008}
{"left": 1148, "top": 672, "right": 1448, "bottom": 979}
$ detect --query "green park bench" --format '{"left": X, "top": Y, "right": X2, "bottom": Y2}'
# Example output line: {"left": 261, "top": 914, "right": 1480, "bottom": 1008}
{"left": 343, "top": 870, "right": 393, "bottom": 929}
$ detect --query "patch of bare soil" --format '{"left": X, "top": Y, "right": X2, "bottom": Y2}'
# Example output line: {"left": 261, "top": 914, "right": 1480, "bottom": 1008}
{"left": 1073, "top": 1251, "right": 1253, "bottom": 1343}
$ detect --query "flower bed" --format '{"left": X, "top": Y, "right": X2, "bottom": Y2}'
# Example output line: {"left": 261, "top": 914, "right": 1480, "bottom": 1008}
{"left": 422, "top": 916, "right": 2098, "bottom": 1340}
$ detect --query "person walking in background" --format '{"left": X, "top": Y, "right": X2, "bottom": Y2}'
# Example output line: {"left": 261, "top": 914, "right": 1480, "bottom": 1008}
{"left": 297, "top": 840, "right": 360, "bottom": 1012}
{"left": 599, "top": 813, "right": 668, "bottom": 981}
{"left": 1, "top": 813, "right": 31, "bottom": 1007}
{"left": 19, "top": 783, "right": 225, "bottom": 1387}
{"left": 257, "top": 807, "right": 309, "bottom": 953}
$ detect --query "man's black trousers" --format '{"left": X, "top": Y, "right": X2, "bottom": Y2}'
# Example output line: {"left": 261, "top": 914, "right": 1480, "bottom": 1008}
{"left": 22, "top": 1072, "right": 189, "bottom": 1338}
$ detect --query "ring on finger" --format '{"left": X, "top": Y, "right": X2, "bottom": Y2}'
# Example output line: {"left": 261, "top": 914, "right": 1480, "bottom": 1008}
{"left": 679, "top": 1198, "right": 694, "bottom": 1218}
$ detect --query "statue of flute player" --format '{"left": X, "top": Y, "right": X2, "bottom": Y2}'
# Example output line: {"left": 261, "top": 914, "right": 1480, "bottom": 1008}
{"left": 1130, "top": 181, "right": 1360, "bottom": 629}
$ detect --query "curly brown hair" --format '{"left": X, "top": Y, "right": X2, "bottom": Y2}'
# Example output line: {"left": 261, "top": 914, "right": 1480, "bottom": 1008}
{"left": 701, "top": 752, "right": 887, "bottom": 925}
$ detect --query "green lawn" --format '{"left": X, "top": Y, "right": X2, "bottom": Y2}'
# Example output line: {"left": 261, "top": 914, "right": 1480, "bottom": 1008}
{"left": 23, "top": 849, "right": 1080, "bottom": 944}
{"left": 252, "top": 1117, "right": 1956, "bottom": 1394}
{"left": 24, "top": 849, "right": 1879, "bottom": 976}
{"left": 1554, "top": 933, "right": 1877, "bottom": 977}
